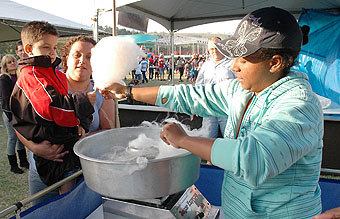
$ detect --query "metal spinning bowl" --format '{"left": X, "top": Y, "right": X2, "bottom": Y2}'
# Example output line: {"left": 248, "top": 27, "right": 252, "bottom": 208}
{"left": 74, "top": 127, "right": 201, "bottom": 199}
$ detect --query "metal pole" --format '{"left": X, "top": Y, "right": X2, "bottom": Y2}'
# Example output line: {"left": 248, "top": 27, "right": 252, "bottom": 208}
{"left": 170, "top": 22, "right": 175, "bottom": 85}
{"left": 112, "top": 0, "right": 120, "bottom": 128}
{"left": 92, "top": 9, "right": 99, "bottom": 42}
{"left": 0, "top": 170, "right": 83, "bottom": 218}
{"left": 321, "top": 168, "right": 340, "bottom": 175}
{"left": 113, "top": 0, "right": 117, "bottom": 36}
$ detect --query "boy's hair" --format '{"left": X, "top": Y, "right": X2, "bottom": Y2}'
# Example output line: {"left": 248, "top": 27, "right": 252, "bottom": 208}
{"left": 60, "top": 35, "right": 97, "bottom": 72}
{"left": 21, "top": 21, "right": 59, "bottom": 46}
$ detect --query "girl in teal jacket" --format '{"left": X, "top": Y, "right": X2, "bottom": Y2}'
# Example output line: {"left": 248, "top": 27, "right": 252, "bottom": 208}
{"left": 99, "top": 7, "right": 323, "bottom": 219}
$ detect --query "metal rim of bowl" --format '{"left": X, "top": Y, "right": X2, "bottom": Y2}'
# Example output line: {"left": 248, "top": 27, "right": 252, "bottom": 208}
{"left": 74, "top": 127, "right": 193, "bottom": 165}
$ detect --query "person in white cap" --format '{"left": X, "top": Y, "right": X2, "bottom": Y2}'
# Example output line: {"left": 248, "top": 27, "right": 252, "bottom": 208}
{"left": 195, "top": 37, "right": 235, "bottom": 139}
{"left": 99, "top": 7, "right": 321, "bottom": 218}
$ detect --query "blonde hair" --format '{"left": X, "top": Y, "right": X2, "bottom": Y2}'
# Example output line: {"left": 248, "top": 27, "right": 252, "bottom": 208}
{"left": 1, "top": 55, "right": 17, "bottom": 76}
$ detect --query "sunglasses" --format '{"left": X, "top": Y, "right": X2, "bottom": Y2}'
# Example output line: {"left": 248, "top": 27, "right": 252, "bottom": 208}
{"left": 7, "top": 60, "right": 16, "bottom": 64}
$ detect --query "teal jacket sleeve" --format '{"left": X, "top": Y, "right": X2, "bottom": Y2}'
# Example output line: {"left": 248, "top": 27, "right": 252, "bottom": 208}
{"left": 155, "top": 80, "right": 239, "bottom": 117}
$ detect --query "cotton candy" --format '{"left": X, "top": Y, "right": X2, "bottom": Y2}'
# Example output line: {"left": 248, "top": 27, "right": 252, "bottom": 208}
{"left": 91, "top": 36, "right": 144, "bottom": 89}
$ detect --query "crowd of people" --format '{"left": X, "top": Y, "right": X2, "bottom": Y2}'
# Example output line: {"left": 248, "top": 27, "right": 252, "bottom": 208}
{"left": 131, "top": 51, "right": 208, "bottom": 84}
{"left": 1, "top": 6, "right": 339, "bottom": 219}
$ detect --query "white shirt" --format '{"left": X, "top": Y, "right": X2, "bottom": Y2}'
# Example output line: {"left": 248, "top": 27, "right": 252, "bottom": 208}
{"left": 195, "top": 57, "right": 235, "bottom": 85}
{"left": 135, "top": 63, "right": 142, "bottom": 75}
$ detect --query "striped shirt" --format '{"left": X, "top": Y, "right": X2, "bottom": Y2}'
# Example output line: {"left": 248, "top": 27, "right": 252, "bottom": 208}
{"left": 156, "top": 71, "right": 323, "bottom": 218}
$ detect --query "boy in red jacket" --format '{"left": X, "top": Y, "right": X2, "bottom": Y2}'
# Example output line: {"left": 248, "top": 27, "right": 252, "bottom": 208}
{"left": 10, "top": 21, "right": 95, "bottom": 194}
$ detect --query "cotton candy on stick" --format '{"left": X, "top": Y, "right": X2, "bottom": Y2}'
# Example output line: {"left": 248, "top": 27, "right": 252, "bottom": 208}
{"left": 91, "top": 36, "right": 144, "bottom": 89}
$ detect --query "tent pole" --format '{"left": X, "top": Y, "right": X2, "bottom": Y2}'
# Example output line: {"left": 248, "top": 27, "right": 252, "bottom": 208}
{"left": 112, "top": 0, "right": 117, "bottom": 36}
{"left": 112, "top": 0, "right": 120, "bottom": 128}
{"left": 170, "top": 22, "right": 175, "bottom": 85}
{"left": 92, "top": 9, "right": 99, "bottom": 42}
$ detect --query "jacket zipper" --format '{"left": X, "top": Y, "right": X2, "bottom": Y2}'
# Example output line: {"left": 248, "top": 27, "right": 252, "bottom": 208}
{"left": 236, "top": 95, "right": 256, "bottom": 138}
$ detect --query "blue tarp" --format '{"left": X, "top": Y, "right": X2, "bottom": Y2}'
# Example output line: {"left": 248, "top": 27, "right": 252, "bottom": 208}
{"left": 12, "top": 165, "right": 340, "bottom": 218}
{"left": 294, "top": 9, "right": 340, "bottom": 105}
{"left": 11, "top": 179, "right": 102, "bottom": 219}
{"left": 319, "top": 177, "right": 340, "bottom": 212}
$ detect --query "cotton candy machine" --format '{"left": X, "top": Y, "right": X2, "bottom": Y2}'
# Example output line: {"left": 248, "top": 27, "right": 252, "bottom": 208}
{"left": 75, "top": 127, "right": 220, "bottom": 218}
{"left": 101, "top": 185, "right": 219, "bottom": 219}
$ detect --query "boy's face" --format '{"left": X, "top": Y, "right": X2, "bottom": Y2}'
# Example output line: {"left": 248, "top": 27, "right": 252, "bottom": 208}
{"left": 26, "top": 34, "right": 58, "bottom": 63}
{"left": 230, "top": 56, "right": 278, "bottom": 95}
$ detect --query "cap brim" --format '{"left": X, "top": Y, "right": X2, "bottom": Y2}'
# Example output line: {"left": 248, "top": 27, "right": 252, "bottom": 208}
{"left": 215, "top": 37, "right": 260, "bottom": 58}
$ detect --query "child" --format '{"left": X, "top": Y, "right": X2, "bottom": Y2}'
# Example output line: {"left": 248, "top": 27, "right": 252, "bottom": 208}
{"left": 158, "top": 54, "right": 165, "bottom": 81}
{"left": 140, "top": 57, "right": 148, "bottom": 83}
{"left": 184, "top": 61, "right": 191, "bottom": 79}
{"left": 100, "top": 7, "right": 323, "bottom": 218}
{"left": 10, "top": 21, "right": 95, "bottom": 194}
{"left": 134, "top": 62, "right": 142, "bottom": 83}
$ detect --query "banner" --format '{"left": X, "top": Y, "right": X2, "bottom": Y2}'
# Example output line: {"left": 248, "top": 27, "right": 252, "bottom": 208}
{"left": 118, "top": 11, "right": 149, "bottom": 32}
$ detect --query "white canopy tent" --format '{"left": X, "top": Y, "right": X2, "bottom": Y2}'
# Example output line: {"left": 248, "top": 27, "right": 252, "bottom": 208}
{"left": 117, "top": 0, "right": 340, "bottom": 84}
{"left": 117, "top": 0, "right": 340, "bottom": 32}
{"left": 0, "top": 0, "right": 93, "bottom": 43}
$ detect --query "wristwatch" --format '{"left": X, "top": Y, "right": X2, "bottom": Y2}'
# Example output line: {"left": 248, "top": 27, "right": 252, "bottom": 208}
{"left": 125, "top": 85, "right": 133, "bottom": 99}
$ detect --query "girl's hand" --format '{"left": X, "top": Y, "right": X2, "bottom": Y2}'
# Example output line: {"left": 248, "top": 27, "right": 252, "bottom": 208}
{"left": 97, "top": 83, "right": 127, "bottom": 100}
{"left": 160, "top": 123, "right": 187, "bottom": 148}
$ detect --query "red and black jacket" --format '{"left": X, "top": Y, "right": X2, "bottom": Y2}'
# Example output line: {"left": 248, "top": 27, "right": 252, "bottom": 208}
{"left": 10, "top": 56, "right": 94, "bottom": 148}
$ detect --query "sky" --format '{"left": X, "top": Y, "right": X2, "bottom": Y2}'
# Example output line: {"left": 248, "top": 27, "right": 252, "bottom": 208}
{"left": 12, "top": 0, "right": 240, "bottom": 34}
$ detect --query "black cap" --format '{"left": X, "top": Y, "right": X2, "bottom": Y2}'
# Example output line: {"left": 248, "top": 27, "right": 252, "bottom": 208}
{"left": 215, "top": 7, "right": 302, "bottom": 58}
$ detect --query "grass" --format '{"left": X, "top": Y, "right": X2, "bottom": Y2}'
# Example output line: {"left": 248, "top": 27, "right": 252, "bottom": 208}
{"left": 321, "top": 174, "right": 340, "bottom": 180}
{"left": 0, "top": 111, "right": 30, "bottom": 218}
